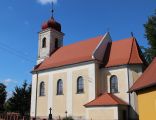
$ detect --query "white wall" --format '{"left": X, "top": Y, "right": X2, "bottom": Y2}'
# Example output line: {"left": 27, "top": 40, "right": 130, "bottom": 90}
{"left": 30, "top": 61, "right": 96, "bottom": 118}
{"left": 101, "top": 66, "right": 129, "bottom": 103}
{"left": 30, "top": 74, "right": 37, "bottom": 117}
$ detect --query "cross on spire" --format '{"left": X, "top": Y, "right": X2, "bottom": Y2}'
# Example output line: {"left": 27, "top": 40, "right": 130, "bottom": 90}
{"left": 51, "top": 2, "right": 54, "bottom": 19}
{"left": 131, "top": 32, "right": 134, "bottom": 37}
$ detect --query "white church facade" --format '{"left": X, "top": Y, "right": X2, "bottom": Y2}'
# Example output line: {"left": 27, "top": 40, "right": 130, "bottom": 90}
{"left": 30, "top": 16, "right": 145, "bottom": 120}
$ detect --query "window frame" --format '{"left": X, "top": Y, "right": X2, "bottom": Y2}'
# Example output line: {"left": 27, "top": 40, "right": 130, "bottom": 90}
{"left": 110, "top": 75, "right": 118, "bottom": 93}
{"left": 77, "top": 76, "right": 84, "bottom": 94}
{"left": 57, "top": 79, "right": 63, "bottom": 95}
{"left": 42, "top": 37, "right": 46, "bottom": 48}
{"left": 39, "top": 81, "right": 45, "bottom": 96}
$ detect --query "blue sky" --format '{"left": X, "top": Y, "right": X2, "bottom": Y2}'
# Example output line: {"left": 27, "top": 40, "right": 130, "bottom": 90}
{"left": 0, "top": 0, "right": 155, "bottom": 97}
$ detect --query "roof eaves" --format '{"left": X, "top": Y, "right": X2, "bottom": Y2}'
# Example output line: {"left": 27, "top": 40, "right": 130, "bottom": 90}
{"left": 32, "top": 59, "right": 95, "bottom": 73}
{"left": 84, "top": 102, "right": 128, "bottom": 107}
{"left": 129, "top": 58, "right": 156, "bottom": 92}
{"left": 85, "top": 104, "right": 120, "bottom": 108}
{"left": 129, "top": 81, "right": 156, "bottom": 92}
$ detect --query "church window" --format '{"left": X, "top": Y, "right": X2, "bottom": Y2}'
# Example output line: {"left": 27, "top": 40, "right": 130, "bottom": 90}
{"left": 77, "top": 76, "right": 84, "bottom": 93}
{"left": 110, "top": 75, "right": 118, "bottom": 93}
{"left": 57, "top": 79, "right": 63, "bottom": 95}
{"left": 42, "top": 37, "right": 46, "bottom": 48}
{"left": 39, "top": 82, "right": 45, "bottom": 96}
{"left": 55, "top": 38, "right": 59, "bottom": 49}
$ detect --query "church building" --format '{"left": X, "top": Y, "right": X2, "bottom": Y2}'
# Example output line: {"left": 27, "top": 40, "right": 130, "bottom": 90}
{"left": 30, "top": 14, "right": 145, "bottom": 120}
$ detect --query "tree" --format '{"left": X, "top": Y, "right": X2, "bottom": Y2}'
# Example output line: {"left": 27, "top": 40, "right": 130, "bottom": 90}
{"left": 143, "top": 10, "right": 156, "bottom": 63}
{"left": 0, "top": 83, "right": 7, "bottom": 112}
{"left": 7, "top": 81, "right": 31, "bottom": 116}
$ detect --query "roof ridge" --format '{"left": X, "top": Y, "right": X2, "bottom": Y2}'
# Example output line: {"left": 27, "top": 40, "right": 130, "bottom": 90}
{"left": 128, "top": 37, "right": 144, "bottom": 64}
{"left": 92, "top": 35, "right": 105, "bottom": 60}
{"left": 108, "top": 93, "right": 127, "bottom": 105}
{"left": 128, "top": 37, "right": 135, "bottom": 64}
{"left": 105, "top": 93, "right": 120, "bottom": 104}
{"left": 84, "top": 92, "right": 111, "bottom": 107}
{"left": 63, "top": 35, "right": 103, "bottom": 47}
{"left": 84, "top": 92, "right": 107, "bottom": 106}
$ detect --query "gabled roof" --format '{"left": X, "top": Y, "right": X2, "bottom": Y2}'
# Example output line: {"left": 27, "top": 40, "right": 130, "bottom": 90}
{"left": 34, "top": 35, "right": 144, "bottom": 72}
{"left": 84, "top": 93, "right": 128, "bottom": 107}
{"left": 104, "top": 37, "right": 144, "bottom": 67}
{"left": 130, "top": 58, "right": 156, "bottom": 92}
{"left": 34, "top": 36, "right": 103, "bottom": 71}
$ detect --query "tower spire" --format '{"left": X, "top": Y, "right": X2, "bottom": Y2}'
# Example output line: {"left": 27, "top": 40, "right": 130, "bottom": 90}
{"left": 51, "top": 2, "right": 54, "bottom": 19}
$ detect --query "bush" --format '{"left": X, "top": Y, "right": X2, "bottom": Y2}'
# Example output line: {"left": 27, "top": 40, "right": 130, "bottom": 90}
{"left": 62, "top": 116, "right": 74, "bottom": 120}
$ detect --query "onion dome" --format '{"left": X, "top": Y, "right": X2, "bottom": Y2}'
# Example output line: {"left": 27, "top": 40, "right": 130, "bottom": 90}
{"left": 41, "top": 18, "right": 61, "bottom": 32}
{"left": 42, "top": 22, "right": 48, "bottom": 30}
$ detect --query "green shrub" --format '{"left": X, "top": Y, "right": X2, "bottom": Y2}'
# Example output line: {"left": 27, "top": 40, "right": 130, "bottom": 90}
{"left": 62, "top": 116, "right": 74, "bottom": 120}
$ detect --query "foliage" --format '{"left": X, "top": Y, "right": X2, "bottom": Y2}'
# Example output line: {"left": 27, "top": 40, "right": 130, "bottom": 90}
{"left": 62, "top": 116, "right": 74, "bottom": 120}
{"left": 4, "top": 100, "right": 11, "bottom": 112}
{"left": 0, "top": 83, "right": 7, "bottom": 112}
{"left": 6, "top": 81, "right": 31, "bottom": 116}
{"left": 143, "top": 10, "right": 156, "bottom": 63}
{"left": 141, "top": 46, "right": 154, "bottom": 64}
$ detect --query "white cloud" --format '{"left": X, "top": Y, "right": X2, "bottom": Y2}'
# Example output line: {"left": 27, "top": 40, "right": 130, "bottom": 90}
{"left": 1, "top": 78, "right": 18, "bottom": 86}
{"left": 7, "top": 91, "right": 13, "bottom": 99}
{"left": 37, "top": 0, "right": 57, "bottom": 5}
{"left": 0, "top": 78, "right": 19, "bottom": 99}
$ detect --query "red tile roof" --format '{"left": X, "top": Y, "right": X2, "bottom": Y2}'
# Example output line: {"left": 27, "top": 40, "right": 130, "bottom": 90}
{"left": 34, "top": 36, "right": 103, "bottom": 71}
{"left": 130, "top": 58, "right": 156, "bottom": 92}
{"left": 84, "top": 93, "right": 128, "bottom": 107}
{"left": 104, "top": 37, "right": 143, "bottom": 67}
{"left": 34, "top": 36, "right": 144, "bottom": 71}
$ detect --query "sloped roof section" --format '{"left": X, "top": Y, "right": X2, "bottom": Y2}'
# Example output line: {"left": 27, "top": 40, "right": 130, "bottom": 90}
{"left": 84, "top": 93, "right": 128, "bottom": 107}
{"left": 130, "top": 58, "right": 156, "bottom": 92}
{"left": 34, "top": 36, "right": 103, "bottom": 71}
{"left": 34, "top": 36, "right": 144, "bottom": 72}
{"left": 104, "top": 37, "right": 144, "bottom": 68}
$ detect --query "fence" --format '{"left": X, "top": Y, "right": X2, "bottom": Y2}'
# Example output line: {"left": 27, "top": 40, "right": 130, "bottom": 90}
{"left": 0, "top": 112, "right": 29, "bottom": 120}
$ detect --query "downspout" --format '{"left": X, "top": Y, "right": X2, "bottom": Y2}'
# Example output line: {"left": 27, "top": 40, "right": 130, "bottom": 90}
{"left": 35, "top": 71, "right": 39, "bottom": 120}
{"left": 126, "top": 38, "right": 134, "bottom": 120}
{"left": 127, "top": 65, "right": 131, "bottom": 120}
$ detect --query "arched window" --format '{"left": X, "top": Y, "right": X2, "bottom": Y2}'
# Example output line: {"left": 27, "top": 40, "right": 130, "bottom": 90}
{"left": 110, "top": 75, "right": 118, "bottom": 93}
{"left": 42, "top": 37, "right": 46, "bottom": 48}
{"left": 77, "top": 76, "right": 84, "bottom": 93}
{"left": 40, "top": 82, "right": 45, "bottom": 96}
{"left": 57, "top": 79, "right": 63, "bottom": 95}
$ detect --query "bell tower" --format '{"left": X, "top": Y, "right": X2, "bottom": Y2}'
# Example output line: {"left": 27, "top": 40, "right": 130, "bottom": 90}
{"left": 37, "top": 6, "right": 64, "bottom": 64}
